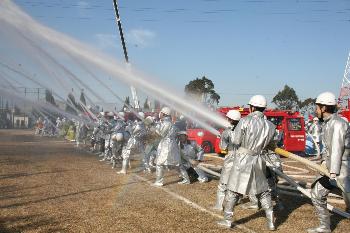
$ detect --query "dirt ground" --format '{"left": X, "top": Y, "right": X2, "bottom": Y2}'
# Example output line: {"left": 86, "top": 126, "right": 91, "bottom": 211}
{"left": 0, "top": 130, "right": 349, "bottom": 233}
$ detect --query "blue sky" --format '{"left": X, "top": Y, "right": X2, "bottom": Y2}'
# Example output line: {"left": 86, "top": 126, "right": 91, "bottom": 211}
{"left": 12, "top": 0, "right": 350, "bottom": 106}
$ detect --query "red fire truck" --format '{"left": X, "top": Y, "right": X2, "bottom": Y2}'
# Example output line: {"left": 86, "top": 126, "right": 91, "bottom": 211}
{"left": 187, "top": 107, "right": 306, "bottom": 154}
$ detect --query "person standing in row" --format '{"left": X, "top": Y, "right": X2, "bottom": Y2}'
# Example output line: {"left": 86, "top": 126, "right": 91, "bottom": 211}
{"left": 217, "top": 95, "right": 277, "bottom": 231}
{"left": 212, "top": 109, "right": 241, "bottom": 211}
{"left": 307, "top": 92, "right": 350, "bottom": 233}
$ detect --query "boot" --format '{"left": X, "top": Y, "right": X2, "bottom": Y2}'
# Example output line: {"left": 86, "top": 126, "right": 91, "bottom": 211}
{"left": 307, "top": 205, "right": 331, "bottom": 233}
{"left": 217, "top": 191, "right": 239, "bottom": 228}
{"left": 152, "top": 165, "right": 164, "bottom": 186}
{"left": 194, "top": 167, "right": 208, "bottom": 183}
{"left": 99, "top": 155, "right": 107, "bottom": 161}
{"left": 178, "top": 166, "right": 191, "bottom": 184}
{"left": 212, "top": 184, "right": 226, "bottom": 211}
{"left": 117, "top": 158, "right": 129, "bottom": 174}
{"left": 265, "top": 208, "right": 276, "bottom": 231}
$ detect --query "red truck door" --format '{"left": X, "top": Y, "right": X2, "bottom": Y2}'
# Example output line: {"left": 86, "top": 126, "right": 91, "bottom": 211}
{"left": 283, "top": 116, "right": 305, "bottom": 152}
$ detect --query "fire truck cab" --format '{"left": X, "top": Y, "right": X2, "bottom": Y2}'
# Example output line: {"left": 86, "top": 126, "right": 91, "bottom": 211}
{"left": 264, "top": 110, "right": 306, "bottom": 152}
{"left": 187, "top": 107, "right": 306, "bottom": 154}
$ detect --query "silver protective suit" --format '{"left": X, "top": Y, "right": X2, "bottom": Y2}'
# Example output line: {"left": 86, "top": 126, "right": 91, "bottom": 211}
{"left": 154, "top": 116, "right": 180, "bottom": 185}
{"left": 155, "top": 116, "right": 180, "bottom": 166}
{"left": 102, "top": 120, "right": 117, "bottom": 159}
{"left": 118, "top": 121, "right": 147, "bottom": 173}
{"left": 122, "top": 121, "right": 147, "bottom": 160}
{"left": 226, "top": 111, "right": 276, "bottom": 195}
{"left": 213, "top": 126, "right": 238, "bottom": 210}
{"left": 218, "top": 111, "right": 276, "bottom": 230}
{"left": 309, "top": 114, "right": 350, "bottom": 232}
{"left": 143, "top": 125, "right": 161, "bottom": 171}
{"left": 179, "top": 140, "right": 207, "bottom": 183}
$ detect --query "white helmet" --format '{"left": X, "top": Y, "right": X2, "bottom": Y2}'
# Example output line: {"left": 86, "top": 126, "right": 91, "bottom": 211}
{"left": 177, "top": 131, "right": 188, "bottom": 136}
{"left": 138, "top": 112, "right": 145, "bottom": 119}
{"left": 179, "top": 115, "right": 185, "bottom": 120}
{"left": 160, "top": 106, "right": 171, "bottom": 115}
{"left": 112, "top": 132, "right": 124, "bottom": 142}
{"left": 226, "top": 110, "right": 241, "bottom": 121}
{"left": 313, "top": 117, "right": 319, "bottom": 121}
{"left": 118, "top": 112, "right": 125, "bottom": 117}
{"left": 144, "top": 116, "right": 154, "bottom": 126}
{"left": 315, "top": 92, "right": 336, "bottom": 106}
{"left": 249, "top": 95, "right": 267, "bottom": 108}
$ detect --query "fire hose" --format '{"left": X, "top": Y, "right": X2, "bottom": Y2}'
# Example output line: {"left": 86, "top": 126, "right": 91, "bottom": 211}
{"left": 272, "top": 147, "right": 347, "bottom": 194}
{"left": 197, "top": 147, "right": 350, "bottom": 218}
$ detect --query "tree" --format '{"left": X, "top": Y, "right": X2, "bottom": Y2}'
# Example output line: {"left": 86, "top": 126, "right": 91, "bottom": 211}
{"left": 272, "top": 85, "right": 299, "bottom": 110}
{"left": 184, "top": 76, "right": 220, "bottom": 105}
{"left": 45, "top": 89, "right": 56, "bottom": 106}
{"left": 298, "top": 98, "right": 316, "bottom": 117}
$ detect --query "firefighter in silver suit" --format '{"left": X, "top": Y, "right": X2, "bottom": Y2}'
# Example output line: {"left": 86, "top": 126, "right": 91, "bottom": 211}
{"left": 143, "top": 116, "right": 161, "bottom": 173}
{"left": 152, "top": 107, "right": 181, "bottom": 187}
{"left": 117, "top": 112, "right": 147, "bottom": 174}
{"left": 307, "top": 92, "right": 350, "bottom": 233}
{"left": 212, "top": 110, "right": 241, "bottom": 211}
{"left": 217, "top": 95, "right": 277, "bottom": 231}
{"left": 177, "top": 131, "right": 208, "bottom": 184}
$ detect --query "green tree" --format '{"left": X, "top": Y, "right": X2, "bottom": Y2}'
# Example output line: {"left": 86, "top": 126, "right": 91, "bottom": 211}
{"left": 298, "top": 98, "right": 316, "bottom": 116}
{"left": 272, "top": 85, "right": 299, "bottom": 110}
{"left": 184, "top": 76, "right": 220, "bottom": 105}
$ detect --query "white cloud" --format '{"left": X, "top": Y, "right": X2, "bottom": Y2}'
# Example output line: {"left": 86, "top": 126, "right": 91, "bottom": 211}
{"left": 126, "top": 29, "right": 156, "bottom": 48}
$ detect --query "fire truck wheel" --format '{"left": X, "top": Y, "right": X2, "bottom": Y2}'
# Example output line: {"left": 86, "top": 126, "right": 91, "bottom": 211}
{"left": 202, "top": 141, "right": 213, "bottom": 153}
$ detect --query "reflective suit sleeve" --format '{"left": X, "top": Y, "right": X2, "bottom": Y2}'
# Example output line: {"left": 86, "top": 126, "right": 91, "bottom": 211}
{"left": 194, "top": 142, "right": 204, "bottom": 161}
{"left": 219, "top": 128, "right": 230, "bottom": 150}
{"left": 156, "top": 121, "right": 172, "bottom": 137}
{"left": 230, "top": 120, "right": 244, "bottom": 146}
{"left": 330, "top": 121, "right": 346, "bottom": 175}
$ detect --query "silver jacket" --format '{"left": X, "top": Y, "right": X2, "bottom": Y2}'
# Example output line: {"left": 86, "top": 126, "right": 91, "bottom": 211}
{"left": 321, "top": 114, "right": 350, "bottom": 192}
{"left": 155, "top": 116, "right": 181, "bottom": 166}
{"left": 226, "top": 111, "right": 276, "bottom": 195}
{"left": 180, "top": 141, "right": 204, "bottom": 166}
{"left": 220, "top": 127, "right": 237, "bottom": 153}
{"left": 125, "top": 121, "right": 147, "bottom": 151}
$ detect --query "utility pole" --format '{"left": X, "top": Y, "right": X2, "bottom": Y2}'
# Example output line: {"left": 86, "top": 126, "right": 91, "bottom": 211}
{"left": 112, "top": 0, "right": 140, "bottom": 110}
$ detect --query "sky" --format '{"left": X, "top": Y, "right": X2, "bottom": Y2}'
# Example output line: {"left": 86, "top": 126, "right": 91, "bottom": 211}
{"left": 8, "top": 0, "right": 350, "bottom": 107}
